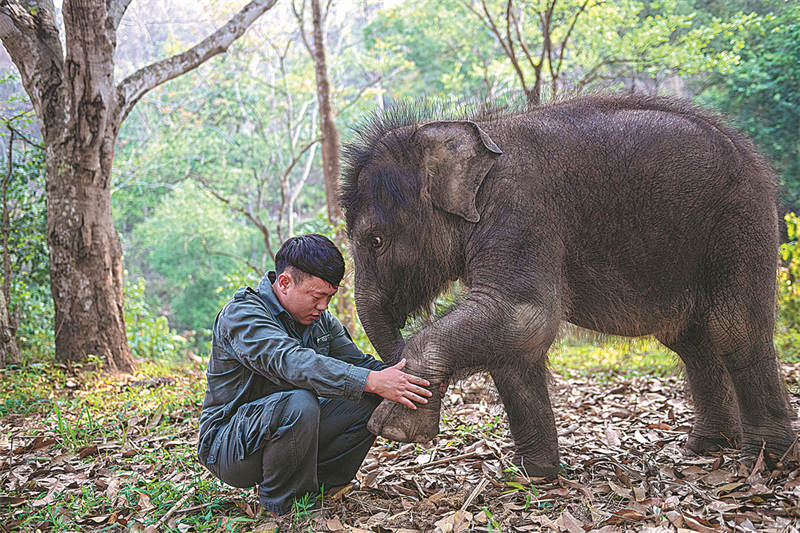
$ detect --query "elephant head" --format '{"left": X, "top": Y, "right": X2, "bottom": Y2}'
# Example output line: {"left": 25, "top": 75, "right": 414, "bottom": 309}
{"left": 341, "top": 119, "right": 502, "bottom": 364}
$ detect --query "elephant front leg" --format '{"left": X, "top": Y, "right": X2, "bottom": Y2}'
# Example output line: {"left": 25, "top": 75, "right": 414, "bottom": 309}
{"left": 491, "top": 358, "right": 560, "bottom": 479}
{"left": 367, "top": 337, "right": 451, "bottom": 443}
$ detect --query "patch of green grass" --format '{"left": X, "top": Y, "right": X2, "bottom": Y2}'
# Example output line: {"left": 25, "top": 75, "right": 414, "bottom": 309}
{"left": 0, "top": 361, "right": 62, "bottom": 416}
{"left": 550, "top": 331, "right": 678, "bottom": 379}
{"left": 53, "top": 401, "right": 97, "bottom": 451}
{"left": 291, "top": 492, "right": 318, "bottom": 530}
{"left": 549, "top": 324, "right": 800, "bottom": 379}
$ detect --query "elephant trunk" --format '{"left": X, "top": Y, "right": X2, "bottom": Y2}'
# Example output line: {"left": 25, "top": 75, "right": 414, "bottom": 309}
{"left": 355, "top": 284, "right": 406, "bottom": 366}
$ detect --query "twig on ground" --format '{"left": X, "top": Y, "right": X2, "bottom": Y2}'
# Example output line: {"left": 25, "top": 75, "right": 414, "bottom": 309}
{"left": 155, "top": 472, "right": 209, "bottom": 528}
{"left": 173, "top": 501, "right": 218, "bottom": 514}
{"left": 460, "top": 477, "right": 490, "bottom": 511}
{"left": 396, "top": 450, "right": 482, "bottom": 471}
{"left": 413, "top": 477, "right": 427, "bottom": 499}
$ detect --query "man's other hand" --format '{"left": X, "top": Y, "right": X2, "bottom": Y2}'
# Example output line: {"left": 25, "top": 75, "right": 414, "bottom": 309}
{"left": 364, "top": 359, "right": 433, "bottom": 409}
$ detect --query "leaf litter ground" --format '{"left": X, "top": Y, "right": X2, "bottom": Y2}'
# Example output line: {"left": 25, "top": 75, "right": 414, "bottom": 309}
{"left": 2, "top": 360, "right": 800, "bottom": 532}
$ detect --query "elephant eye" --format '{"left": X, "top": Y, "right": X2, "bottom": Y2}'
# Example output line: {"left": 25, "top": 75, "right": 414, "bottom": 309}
{"left": 371, "top": 236, "right": 383, "bottom": 249}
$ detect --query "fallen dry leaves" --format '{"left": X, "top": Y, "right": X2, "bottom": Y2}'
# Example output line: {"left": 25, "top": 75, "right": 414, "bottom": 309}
{"left": 2, "top": 362, "right": 800, "bottom": 532}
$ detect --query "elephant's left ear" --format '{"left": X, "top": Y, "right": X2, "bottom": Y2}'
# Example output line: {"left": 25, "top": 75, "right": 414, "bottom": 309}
{"left": 418, "top": 121, "right": 502, "bottom": 223}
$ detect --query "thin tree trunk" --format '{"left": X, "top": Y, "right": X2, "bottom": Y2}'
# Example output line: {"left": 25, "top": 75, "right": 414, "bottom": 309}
{"left": 310, "top": 0, "right": 341, "bottom": 225}
{"left": 308, "top": 0, "right": 356, "bottom": 330}
{"left": 0, "top": 288, "right": 20, "bottom": 368}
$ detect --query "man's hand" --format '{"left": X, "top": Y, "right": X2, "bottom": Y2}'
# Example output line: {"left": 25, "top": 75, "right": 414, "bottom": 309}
{"left": 364, "top": 358, "right": 433, "bottom": 409}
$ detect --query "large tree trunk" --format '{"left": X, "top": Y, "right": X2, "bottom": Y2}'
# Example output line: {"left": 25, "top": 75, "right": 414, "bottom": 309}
{"left": 42, "top": 2, "right": 136, "bottom": 372}
{"left": 309, "top": 0, "right": 356, "bottom": 330}
{"left": 0, "top": 288, "right": 20, "bottom": 368}
{"left": 46, "top": 155, "right": 134, "bottom": 371}
{"left": 46, "top": 140, "right": 135, "bottom": 372}
{"left": 0, "top": 0, "right": 278, "bottom": 372}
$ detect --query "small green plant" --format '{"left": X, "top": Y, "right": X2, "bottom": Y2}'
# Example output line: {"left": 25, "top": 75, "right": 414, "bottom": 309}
{"left": 481, "top": 507, "right": 502, "bottom": 532}
{"left": 291, "top": 492, "right": 317, "bottom": 528}
{"left": 501, "top": 465, "right": 551, "bottom": 510}
{"left": 53, "top": 402, "right": 95, "bottom": 451}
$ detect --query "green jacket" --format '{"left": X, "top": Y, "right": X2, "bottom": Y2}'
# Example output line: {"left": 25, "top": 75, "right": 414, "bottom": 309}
{"left": 197, "top": 271, "right": 384, "bottom": 463}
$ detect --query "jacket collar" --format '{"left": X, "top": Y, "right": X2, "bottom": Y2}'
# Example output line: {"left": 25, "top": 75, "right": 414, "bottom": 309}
{"left": 257, "top": 271, "right": 289, "bottom": 318}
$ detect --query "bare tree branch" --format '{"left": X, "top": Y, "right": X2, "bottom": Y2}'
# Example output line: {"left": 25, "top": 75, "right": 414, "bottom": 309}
{"left": 115, "top": 0, "right": 278, "bottom": 124}
{"left": 541, "top": 2, "right": 555, "bottom": 98}
{"left": 337, "top": 73, "right": 384, "bottom": 113}
{"left": 198, "top": 236, "right": 262, "bottom": 277}
{"left": 5, "top": 125, "right": 44, "bottom": 150}
{"left": 291, "top": 0, "right": 313, "bottom": 55}
{"left": 106, "top": 0, "right": 133, "bottom": 31}
{"left": 575, "top": 57, "right": 640, "bottom": 91}
{"left": 556, "top": 0, "right": 592, "bottom": 77}
{"left": 194, "top": 174, "right": 275, "bottom": 262}
{"left": 510, "top": 4, "right": 538, "bottom": 74}
{"left": 0, "top": 0, "right": 64, "bottom": 115}
{"left": 464, "top": 0, "right": 531, "bottom": 99}
{"left": 288, "top": 136, "right": 317, "bottom": 236}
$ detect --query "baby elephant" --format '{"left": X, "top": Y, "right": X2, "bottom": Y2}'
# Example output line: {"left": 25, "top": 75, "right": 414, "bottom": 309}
{"left": 341, "top": 94, "right": 796, "bottom": 477}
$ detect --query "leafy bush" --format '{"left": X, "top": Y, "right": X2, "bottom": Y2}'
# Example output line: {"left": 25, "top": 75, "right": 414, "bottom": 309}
{"left": 776, "top": 212, "right": 800, "bottom": 360}
{"left": 124, "top": 275, "right": 187, "bottom": 361}
{"left": 0, "top": 120, "right": 52, "bottom": 361}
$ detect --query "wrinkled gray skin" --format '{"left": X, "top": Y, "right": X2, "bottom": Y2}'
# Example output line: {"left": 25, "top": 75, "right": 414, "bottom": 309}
{"left": 340, "top": 94, "right": 796, "bottom": 477}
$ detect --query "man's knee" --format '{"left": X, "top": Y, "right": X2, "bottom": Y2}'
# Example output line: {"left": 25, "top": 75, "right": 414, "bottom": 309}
{"left": 274, "top": 389, "right": 320, "bottom": 433}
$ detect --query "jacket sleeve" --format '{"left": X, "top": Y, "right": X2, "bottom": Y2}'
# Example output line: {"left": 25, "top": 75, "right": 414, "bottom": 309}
{"left": 325, "top": 314, "right": 387, "bottom": 372}
{"left": 218, "top": 297, "right": 370, "bottom": 401}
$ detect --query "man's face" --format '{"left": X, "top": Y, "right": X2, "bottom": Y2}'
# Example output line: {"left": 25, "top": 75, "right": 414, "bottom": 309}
{"left": 274, "top": 270, "right": 338, "bottom": 325}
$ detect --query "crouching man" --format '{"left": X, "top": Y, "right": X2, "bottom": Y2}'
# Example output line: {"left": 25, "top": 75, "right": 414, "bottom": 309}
{"left": 197, "top": 234, "right": 431, "bottom": 514}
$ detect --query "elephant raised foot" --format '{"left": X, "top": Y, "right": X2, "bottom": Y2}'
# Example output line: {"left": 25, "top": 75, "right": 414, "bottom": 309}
{"left": 367, "top": 396, "right": 440, "bottom": 443}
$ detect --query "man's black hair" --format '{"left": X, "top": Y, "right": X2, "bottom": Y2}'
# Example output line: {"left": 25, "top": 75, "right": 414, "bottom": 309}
{"left": 274, "top": 234, "right": 345, "bottom": 287}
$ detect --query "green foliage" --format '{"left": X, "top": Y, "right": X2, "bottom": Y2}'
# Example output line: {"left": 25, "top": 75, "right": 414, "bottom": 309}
{"left": 364, "top": 0, "right": 757, "bottom": 104}
{"left": 700, "top": 3, "right": 800, "bottom": 210}
{"left": 128, "top": 181, "right": 255, "bottom": 333}
{"left": 124, "top": 275, "right": 187, "bottom": 361}
{"left": 551, "top": 331, "right": 677, "bottom": 380}
{"left": 363, "top": 0, "right": 501, "bottom": 101}
{"left": 0, "top": 106, "right": 52, "bottom": 360}
{"left": 776, "top": 212, "right": 800, "bottom": 360}
{"left": 570, "top": 0, "right": 757, "bottom": 89}
{"left": 291, "top": 492, "right": 317, "bottom": 527}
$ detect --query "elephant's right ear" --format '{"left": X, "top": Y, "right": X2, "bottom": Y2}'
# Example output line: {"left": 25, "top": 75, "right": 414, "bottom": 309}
{"left": 418, "top": 121, "right": 502, "bottom": 223}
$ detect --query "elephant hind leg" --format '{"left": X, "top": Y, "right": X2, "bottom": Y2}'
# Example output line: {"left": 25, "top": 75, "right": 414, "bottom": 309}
{"left": 658, "top": 325, "right": 742, "bottom": 453}
{"left": 706, "top": 285, "right": 795, "bottom": 463}
{"left": 720, "top": 336, "right": 795, "bottom": 464}
{"left": 662, "top": 300, "right": 795, "bottom": 464}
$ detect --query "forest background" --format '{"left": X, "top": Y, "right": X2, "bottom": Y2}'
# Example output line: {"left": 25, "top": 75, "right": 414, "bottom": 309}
{"left": 0, "top": 0, "right": 798, "bottom": 370}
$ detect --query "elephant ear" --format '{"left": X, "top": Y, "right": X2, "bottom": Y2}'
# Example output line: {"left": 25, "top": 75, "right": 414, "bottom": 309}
{"left": 418, "top": 121, "right": 502, "bottom": 223}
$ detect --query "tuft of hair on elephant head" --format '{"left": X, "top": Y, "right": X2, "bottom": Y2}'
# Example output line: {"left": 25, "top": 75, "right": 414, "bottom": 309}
{"left": 341, "top": 94, "right": 796, "bottom": 478}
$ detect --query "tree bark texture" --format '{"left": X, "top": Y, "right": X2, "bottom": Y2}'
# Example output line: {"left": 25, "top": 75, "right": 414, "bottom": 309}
{"left": 0, "top": 0, "right": 277, "bottom": 372}
{"left": 0, "top": 288, "right": 20, "bottom": 368}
